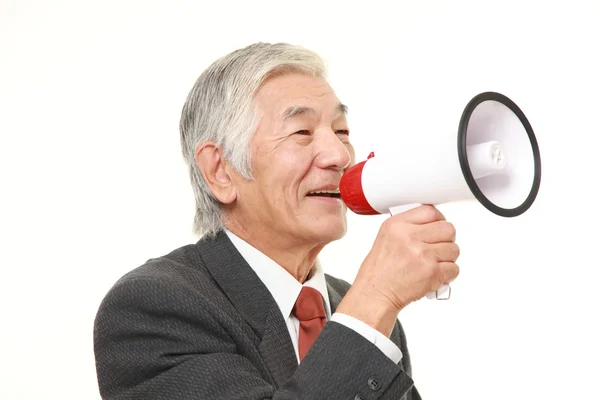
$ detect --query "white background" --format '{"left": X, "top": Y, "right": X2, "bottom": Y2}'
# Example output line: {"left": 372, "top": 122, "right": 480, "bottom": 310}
{"left": 1, "top": 1, "right": 599, "bottom": 399}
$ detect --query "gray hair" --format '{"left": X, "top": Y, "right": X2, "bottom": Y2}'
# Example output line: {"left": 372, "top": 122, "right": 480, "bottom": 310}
{"left": 179, "top": 42, "right": 327, "bottom": 238}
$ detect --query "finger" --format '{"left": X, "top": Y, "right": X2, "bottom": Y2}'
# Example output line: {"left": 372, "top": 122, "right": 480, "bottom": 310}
{"left": 395, "top": 205, "right": 446, "bottom": 225}
{"left": 438, "top": 262, "right": 460, "bottom": 285}
{"left": 426, "top": 242, "right": 460, "bottom": 262}
{"left": 419, "top": 221, "right": 457, "bottom": 243}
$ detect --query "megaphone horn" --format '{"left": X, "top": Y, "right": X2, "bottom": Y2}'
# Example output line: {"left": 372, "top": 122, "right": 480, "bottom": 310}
{"left": 340, "top": 91, "right": 542, "bottom": 300}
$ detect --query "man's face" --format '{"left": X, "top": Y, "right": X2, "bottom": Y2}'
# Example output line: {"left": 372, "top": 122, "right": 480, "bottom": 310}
{"left": 230, "top": 72, "right": 355, "bottom": 247}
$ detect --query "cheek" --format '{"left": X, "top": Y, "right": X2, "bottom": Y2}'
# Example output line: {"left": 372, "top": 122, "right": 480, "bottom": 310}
{"left": 271, "top": 147, "right": 314, "bottom": 204}
{"left": 253, "top": 140, "right": 314, "bottom": 202}
{"left": 281, "top": 146, "right": 313, "bottom": 172}
{"left": 285, "top": 146, "right": 314, "bottom": 184}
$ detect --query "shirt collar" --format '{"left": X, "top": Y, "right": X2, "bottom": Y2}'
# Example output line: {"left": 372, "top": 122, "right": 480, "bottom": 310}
{"left": 224, "top": 229, "right": 331, "bottom": 321}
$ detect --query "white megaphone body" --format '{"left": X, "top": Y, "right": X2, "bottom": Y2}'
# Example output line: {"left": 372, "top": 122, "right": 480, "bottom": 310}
{"left": 339, "top": 91, "right": 542, "bottom": 300}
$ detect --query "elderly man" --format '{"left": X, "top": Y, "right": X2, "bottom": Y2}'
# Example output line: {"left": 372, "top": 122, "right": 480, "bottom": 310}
{"left": 94, "top": 42, "right": 459, "bottom": 400}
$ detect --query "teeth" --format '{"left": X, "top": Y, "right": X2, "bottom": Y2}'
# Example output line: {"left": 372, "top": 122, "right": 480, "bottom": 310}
{"left": 309, "top": 190, "right": 340, "bottom": 194}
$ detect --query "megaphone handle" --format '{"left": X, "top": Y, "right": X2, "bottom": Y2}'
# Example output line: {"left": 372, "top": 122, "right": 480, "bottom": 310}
{"left": 388, "top": 204, "right": 451, "bottom": 301}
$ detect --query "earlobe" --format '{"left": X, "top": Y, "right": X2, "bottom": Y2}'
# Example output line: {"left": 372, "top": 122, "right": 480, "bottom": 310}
{"left": 195, "top": 142, "right": 237, "bottom": 204}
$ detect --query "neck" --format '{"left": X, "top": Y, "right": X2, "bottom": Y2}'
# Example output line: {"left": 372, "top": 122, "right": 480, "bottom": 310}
{"left": 225, "top": 220, "right": 324, "bottom": 283}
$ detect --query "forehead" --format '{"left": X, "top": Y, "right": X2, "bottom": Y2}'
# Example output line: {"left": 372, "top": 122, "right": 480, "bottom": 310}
{"left": 254, "top": 73, "right": 340, "bottom": 117}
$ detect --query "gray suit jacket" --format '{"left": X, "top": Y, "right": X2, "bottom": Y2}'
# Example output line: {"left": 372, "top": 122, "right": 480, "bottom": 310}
{"left": 94, "top": 231, "right": 421, "bottom": 399}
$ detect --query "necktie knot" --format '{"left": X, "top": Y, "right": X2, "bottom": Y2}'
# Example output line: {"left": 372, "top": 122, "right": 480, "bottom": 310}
{"left": 293, "top": 287, "right": 326, "bottom": 321}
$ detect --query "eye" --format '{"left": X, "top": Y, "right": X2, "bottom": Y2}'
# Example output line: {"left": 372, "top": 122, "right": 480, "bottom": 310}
{"left": 294, "top": 129, "right": 311, "bottom": 135}
{"left": 335, "top": 129, "right": 350, "bottom": 136}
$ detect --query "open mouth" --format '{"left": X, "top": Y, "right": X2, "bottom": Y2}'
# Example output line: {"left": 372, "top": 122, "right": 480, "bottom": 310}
{"left": 307, "top": 190, "right": 341, "bottom": 199}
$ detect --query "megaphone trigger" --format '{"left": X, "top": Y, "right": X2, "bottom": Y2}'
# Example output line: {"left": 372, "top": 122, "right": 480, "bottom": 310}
{"left": 426, "top": 284, "right": 451, "bottom": 300}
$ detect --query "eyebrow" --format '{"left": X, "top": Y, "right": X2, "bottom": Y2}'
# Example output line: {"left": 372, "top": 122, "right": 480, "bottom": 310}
{"left": 280, "top": 102, "right": 348, "bottom": 122}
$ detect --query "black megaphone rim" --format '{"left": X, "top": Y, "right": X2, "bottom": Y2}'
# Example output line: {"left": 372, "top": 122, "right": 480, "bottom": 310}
{"left": 457, "top": 91, "right": 542, "bottom": 217}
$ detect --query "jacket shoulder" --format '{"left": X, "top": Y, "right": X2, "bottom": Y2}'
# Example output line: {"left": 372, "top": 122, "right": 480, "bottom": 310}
{"left": 105, "top": 241, "right": 218, "bottom": 295}
{"left": 324, "top": 273, "right": 352, "bottom": 295}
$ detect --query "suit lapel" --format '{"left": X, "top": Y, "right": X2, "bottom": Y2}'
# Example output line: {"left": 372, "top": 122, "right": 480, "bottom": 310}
{"left": 194, "top": 231, "right": 298, "bottom": 387}
{"left": 258, "top": 306, "right": 298, "bottom": 385}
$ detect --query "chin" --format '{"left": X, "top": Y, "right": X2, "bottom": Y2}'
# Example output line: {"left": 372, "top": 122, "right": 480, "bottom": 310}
{"left": 310, "top": 217, "right": 347, "bottom": 244}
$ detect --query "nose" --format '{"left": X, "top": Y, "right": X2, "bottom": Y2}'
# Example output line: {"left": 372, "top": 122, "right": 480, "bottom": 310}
{"left": 313, "top": 129, "right": 352, "bottom": 171}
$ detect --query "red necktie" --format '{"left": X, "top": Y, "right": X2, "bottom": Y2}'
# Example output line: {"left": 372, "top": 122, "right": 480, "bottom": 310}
{"left": 292, "top": 286, "right": 326, "bottom": 362}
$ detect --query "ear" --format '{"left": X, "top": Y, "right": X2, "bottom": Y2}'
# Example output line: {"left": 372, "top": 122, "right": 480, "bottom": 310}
{"left": 195, "top": 141, "right": 237, "bottom": 204}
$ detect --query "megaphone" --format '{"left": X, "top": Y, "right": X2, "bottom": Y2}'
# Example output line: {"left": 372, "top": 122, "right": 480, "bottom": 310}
{"left": 340, "top": 91, "right": 542, "bottom": 300}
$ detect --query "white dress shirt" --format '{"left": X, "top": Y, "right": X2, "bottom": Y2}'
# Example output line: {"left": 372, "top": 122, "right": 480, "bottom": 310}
{"left": 224, "top": 229, "right": 403, "bottom": 365}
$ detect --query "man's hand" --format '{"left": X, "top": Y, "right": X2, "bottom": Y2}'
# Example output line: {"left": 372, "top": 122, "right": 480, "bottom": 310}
{"left": 337, "top": 205, "right": 460, "bottom": 336}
